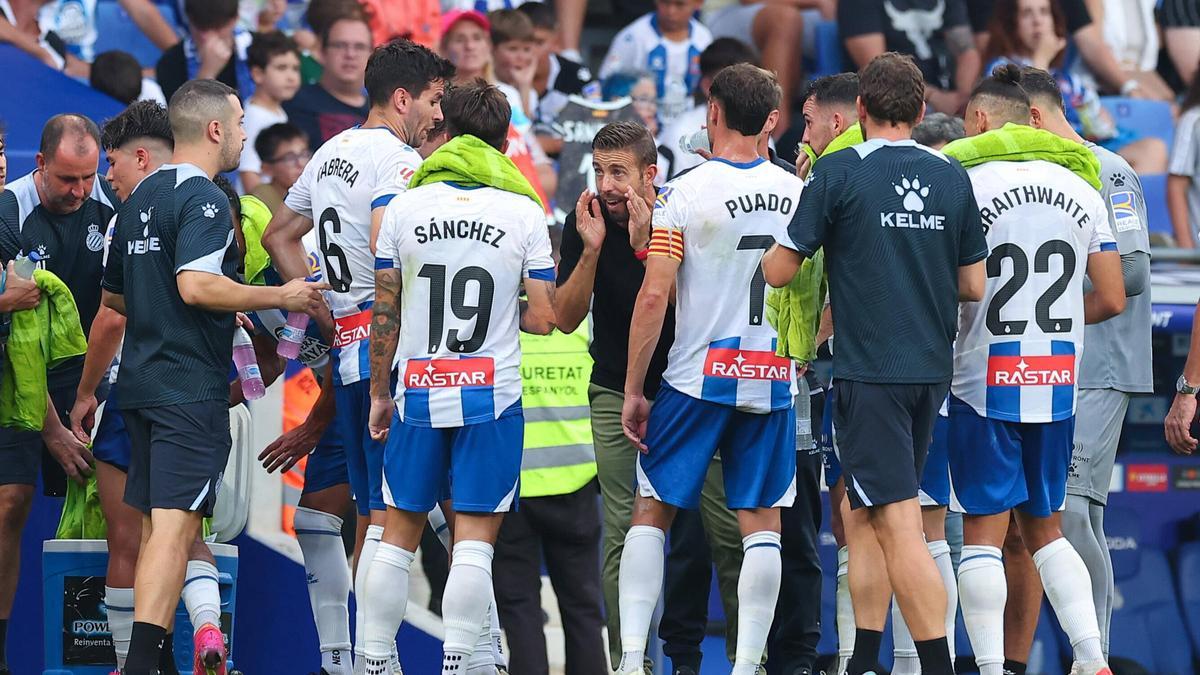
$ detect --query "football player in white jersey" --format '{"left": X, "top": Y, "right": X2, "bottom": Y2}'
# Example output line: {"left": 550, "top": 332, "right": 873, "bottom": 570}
{"left": 363, "top": 81, "right": 556, "bottom": 675}
{"left": 617, "top": 63, "right": 801, "bottom": 675}
{"left": 948, "top": 66, "right": 1126, "bottom": 675}
{"left": 262, "top": 39, "right": 455, "bottom": 675}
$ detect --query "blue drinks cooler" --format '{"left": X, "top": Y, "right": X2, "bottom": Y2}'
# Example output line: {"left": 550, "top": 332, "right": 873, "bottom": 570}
{"left": 42, "top": 540, "right": 239, "bottom": 674}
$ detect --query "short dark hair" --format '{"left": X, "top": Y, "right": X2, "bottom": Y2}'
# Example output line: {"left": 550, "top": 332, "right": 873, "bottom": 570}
{"left": 90, "top": 51, "right": 143, "bottom": 104}
{"left": 441, "top": 80, "right": 511, "bottom": 151}
{"left": 709, "top": 63, "right": 780, "bottom": 136}
{"left": 365, "top": 39, "right": 456, "bottom": 107}
{"left": 101, "top": 100, "right": 174, "bottom": 152}
{"left": 1019, "top": 66, "right": 1065, "bottom": 111}
{"left": 699, "top": 38, "right": 757, "bottom": 78}
{"left": 40, "top": 114, "right": 100, "bottom": 157}
{"left": 248, "top": 31, "right": 301, "bottom": 70}
{"left": 806, "top": 72, "right": 859, "bottom": 108}
{"left": 255, "top": 122, "right": 307, "bottom": 163}
{"left": 591, "top": 120, "right": 658, "bottom": 168}
{"left": 912, "top": 112, "right": 965, "bottom": 146}
{"left": 858, "top": 52, "right": 925, "bottom": 126}
{"left": 517, "top": 2, "right": 557, "bottom": 31}
{"left": 970, "top": 62, "right": 1030, "bottom": 112}
{"left": 306, "top": 0, "right": 367, "bottom": 45}
{"left": 168, "top": 79, "right": 238, "bottom": 144}
{"left": 489, "top": 8, "right": 535, "bottom": 45}
{"left": 212, "top": 174, "right": 240, "bottom": 224}
{"left": 184, "top": 0, "right": 238, "bottom": 31}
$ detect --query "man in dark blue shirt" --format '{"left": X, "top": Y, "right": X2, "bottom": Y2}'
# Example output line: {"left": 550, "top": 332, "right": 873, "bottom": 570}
{"left": 763, "top": 52, "right": 987, "bottom": 675}
{"left": 101, "top": 79, "right": 327, "bottom": 675}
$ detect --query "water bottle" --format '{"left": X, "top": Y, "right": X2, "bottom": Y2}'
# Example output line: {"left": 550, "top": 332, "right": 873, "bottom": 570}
{"left": 233, "top": 326, "right": 266, "bottom": 400}
{"left": 679, "top": 128, "right": 709, "bottom": 156}
{"left": 12, "top": 251, "right": 39, "bottom": 279}
{"left": 276, "top": 276, "right": 316, "bottom": 359}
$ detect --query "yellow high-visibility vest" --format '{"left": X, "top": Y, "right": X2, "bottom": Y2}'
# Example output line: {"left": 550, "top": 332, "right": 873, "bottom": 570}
{"left": 518, "top": 319, "right": 595, "bottom": 498}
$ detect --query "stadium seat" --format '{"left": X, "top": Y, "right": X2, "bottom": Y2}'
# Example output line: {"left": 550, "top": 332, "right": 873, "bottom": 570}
{"left": 810, "top": 20, "right": 843, "bottom": 79}
{"left": 1138, "top": 173, "right": 1171, "bottom": 236}
{"left": 93, "top": 0, "right": 181, "bottom": 69}
{"left": 1100, "top": 97, "right": 1175, "bottom": 148}
{"left": 1175, "top": 541, "right": 1200, "bottom": 657}
{"left": 1105, "top": 506, "right": 1194, "bottom": 674}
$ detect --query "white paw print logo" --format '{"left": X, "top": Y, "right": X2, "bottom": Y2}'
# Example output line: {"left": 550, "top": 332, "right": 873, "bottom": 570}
{"left": 893, "top": 175, "right": 930, "bottom": 212}
{"left": 201, "top": 202, "right": 219, "bottom": 218}
{"left": 139, "top": 206, "right": 153, "bottom": 223}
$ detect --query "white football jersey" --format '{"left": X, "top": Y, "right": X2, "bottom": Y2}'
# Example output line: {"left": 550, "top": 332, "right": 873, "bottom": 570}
{"left": 285, "top": 126, "right": 422, "bottom": 385}
{"left": 952, "top": 160, "right": 1116, "bottom": 423}
{"left": 651, "top": 158, "right": 800, "bottom": 414}
{"left": 375, "top": 182, "right": 554, "bottom": 428}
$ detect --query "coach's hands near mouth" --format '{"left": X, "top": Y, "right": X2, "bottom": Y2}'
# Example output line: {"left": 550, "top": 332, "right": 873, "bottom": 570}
{"left": 1165, "top": 393, "right": 1199, "bottom": 455}
{"left": 625, "top": 186, "right": 652, "bottom": 252}
{"left": 279, "top": 278, "right": 331, "bottom": 314}
{"left": 575, "top": 190, "right": 606, "bottom": 252}
{"left": 368, "top": 396, "right": 394, "bottom": 443}
{"left": 622, "top": 393, "right": 651, "bottom": 452}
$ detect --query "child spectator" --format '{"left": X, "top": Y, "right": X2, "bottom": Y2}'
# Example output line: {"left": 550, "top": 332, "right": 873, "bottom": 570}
{"left": 156, "top": 0, "right": 254, "bottom": 102}
{"left": 599, "top": 0, "right": 712, "bottom": 126}
{"left": 489, "top": 9, "right": 539, "bottom": 123}
{"left": 240, "top": 31, "right": 302, "bottom": 192}
{"left": 1170, "top": 75, "right": 1200, "bottom": 247}
{"left": 517, "top": 2, "right": 596, "bottom": 126}
{"left": 90, "top": 50, "right": 166, "bottom": 105}
{"left": 250, "top": 123, "right": 310, "bottom": 213}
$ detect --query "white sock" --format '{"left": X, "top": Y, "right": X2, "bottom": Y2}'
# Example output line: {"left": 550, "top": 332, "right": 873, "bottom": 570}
{"left": 467, "top": 602, "right": 495, "bottom": 674}
{"left": 958, "top": 545, "right": 1005, "bottom": 675}
{"left": 355, "top": 524, "right": 385, "bottom": 675}
{"left": 616, "top": 525, "right": 665, "bottom": 672}
{"left": 891, "top": 595, "right": 920, "bottom": 675}
{"left": 295, "top": 507, "right": 354, "bottom": 675}
{"left": 488, "top": 593, "right": 506, "bottom": 668}
{"left": 183, "top": 560, "right": 222, "bottom": 629}
{"left": 731, "top": 531, "right": 782, "bottom": 675}
{"left": 1033, "top": 538, "right": 1104, "bottom": 663}
{"left": 361, "top": 542, "right": 414, "bottom": 673}
{"left": 442, "top": 541, "right": 496, "bottom": 675}
{"left": 835, "top": 546, "right": 855, "bottom": 675}
{"left": 105, "top": 586, "right": 135, "bottom": 667}
{"left": 929, "top": 538, "right": 958, "bottom": 660}
{"left": 428, "top": 505, "right": 453, "bottom": 551}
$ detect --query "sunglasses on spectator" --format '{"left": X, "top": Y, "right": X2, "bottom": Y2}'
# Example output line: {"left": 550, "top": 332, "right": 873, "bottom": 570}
{"left": 266, "top": 151, "right": 311, "bottom": 166}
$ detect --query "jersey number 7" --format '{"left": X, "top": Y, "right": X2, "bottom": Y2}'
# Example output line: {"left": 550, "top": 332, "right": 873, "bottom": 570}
{"left": 737, "top": 234, "right": 774, "bottom": 326}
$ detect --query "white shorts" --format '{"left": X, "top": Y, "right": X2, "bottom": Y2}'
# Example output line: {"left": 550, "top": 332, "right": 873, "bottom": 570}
{"left": 1066, "top": 388, "right": 1130, "bottom": 506}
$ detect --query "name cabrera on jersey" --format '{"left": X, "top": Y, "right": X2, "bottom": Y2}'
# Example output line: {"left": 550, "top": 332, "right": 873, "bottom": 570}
{"left": 952, "top": 160, "right": 1116, "bottom": 423}
{"left": 375, "top": 182, "right": 554, "bottom": 428}
{"left": 650, "top": 158, "right": 800, "bottom": 413}
{"left": 284, "top": 126, "right": 422, "bottom": 385}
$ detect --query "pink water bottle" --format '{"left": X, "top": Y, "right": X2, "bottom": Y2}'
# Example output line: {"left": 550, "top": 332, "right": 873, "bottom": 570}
{"left": 233, "top": 326, "right": 266, "bottom": 400}
{"left": 276, "top": 276, "right": 316, "bottom": 360}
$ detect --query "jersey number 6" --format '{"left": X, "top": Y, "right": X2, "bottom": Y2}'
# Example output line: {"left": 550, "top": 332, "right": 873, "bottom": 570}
{"left": 318, "top": 207, "right": 353, "bottom": 293}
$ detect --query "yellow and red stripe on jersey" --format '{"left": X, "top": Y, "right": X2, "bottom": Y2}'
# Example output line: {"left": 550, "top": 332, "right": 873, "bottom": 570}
{"left": 648, "top": 228, "right": 684, "bottom": 262}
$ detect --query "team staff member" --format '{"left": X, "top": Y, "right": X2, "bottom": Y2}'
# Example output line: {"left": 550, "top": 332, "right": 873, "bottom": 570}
{"left": 0, "top": 114, "right": 116, "bottom": 672}
{"left": 101, "top": 79, "right": 327, "bottom": 674}
{"left": 763, "top": 52, "right": 987, "bottom": 675}
{"left": 554, "top": 120, "right": 744, "bottom": 673}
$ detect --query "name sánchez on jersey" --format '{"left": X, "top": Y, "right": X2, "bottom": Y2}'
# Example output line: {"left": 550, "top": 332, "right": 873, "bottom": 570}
{"left": 416, "top": 218, "right": 508, "bottom": 249}
{"left": 317, "top": 156, "right": 359, "bottom": 187}
{"left": 979, "top": 184, "right": 1092, "bottom": 230}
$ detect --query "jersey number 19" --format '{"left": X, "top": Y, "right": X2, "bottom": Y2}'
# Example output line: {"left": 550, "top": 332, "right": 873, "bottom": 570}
{"left": 419, "top": 264, "right": 495, "bottom": 354}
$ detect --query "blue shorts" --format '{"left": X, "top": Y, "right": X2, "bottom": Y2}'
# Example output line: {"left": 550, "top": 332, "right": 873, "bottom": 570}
{"left": 302, "top": 422, "right": 350, "bottom": 495}
{"left": 820, "top": 388, "right": 843, "bottom": 489}
{"left": 335, "top": 380, "right": 386, "bottom": 515}
{"left": 919, "top": 416, "right": 950, "bottom": 507}
{"left": 947, "top": 396, "right": 1075, "bottom": 517}
{"left": 638, "top": 385, "right": 796, "bottom": 510}
{"left": 382, "top": 404, "right": 523, "bottom": 514}
{"left": 93, "top": 390, "right": 132, "bottom": 473}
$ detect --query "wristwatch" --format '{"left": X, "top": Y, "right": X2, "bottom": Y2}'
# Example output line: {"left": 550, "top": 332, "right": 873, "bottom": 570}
{"left": 1177, "top": 374, "right": 1198, "bottom": 396}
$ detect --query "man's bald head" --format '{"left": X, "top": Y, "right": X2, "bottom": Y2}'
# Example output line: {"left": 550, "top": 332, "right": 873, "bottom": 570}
{"left": 169, "top": 79, "right": 239, "bottom": 145}
{"left": 964, "top": 63, "right": 1031, "bottom": 137}
{"left": 39, "top": 114, "right": 100, "bottom": 159}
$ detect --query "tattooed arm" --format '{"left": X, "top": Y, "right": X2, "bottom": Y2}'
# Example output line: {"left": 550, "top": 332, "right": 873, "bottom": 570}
{"left": 367, "top": 267, "right": 403, "bottom": 442}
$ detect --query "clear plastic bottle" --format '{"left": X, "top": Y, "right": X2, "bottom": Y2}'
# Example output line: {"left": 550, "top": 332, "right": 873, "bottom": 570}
{"left": 679, "top": 128, "right": 710, "bottom": 156}
{"left": 233, "top": 326, "right": 266, "bottom": 400}
{"left": 12, "top": 251, "right": 39, "bottom": 279}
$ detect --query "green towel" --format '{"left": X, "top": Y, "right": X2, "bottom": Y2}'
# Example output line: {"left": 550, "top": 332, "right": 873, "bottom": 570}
{"left": 942, "top": 122, "right": 1102, "bottom": 190}
{"left": 55, "top": 467, "right": 107, "bottom": 540}
{"left": 0, "top": 269, "right": 88, "bottom": 431}
{"left": 410, "top": 134, "right": 545, "bottom": 210}
{"left": 798, "top": 122, "right": 863, "bottom": 168}
{"left": 239, "top": 194, "right": 274, "bottom": 286}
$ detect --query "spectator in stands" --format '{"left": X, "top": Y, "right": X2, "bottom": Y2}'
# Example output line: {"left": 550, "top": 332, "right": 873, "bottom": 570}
{"left": 599, "top": 0, "right": 713, "bottom": 126}
{"left": 0, "top": 0, "right": 88, "bottom": 77}
{"left": 38, "top": 0, "right": 180, "bottom": 63}
{"left": 981, "top": 0, "right": 1168, "bottom": 173}
{"left": 284, "top": 8, "right": 371, "bottom": 152}
{"left": 490, "top": 9, "right": 539, "bottom": 122}
{"left": 291, "top": 0, "right": 361, "bottom": 70}
{"left": 240, "top": 32, "right": 302, "bottom": 193}
{"left": 1163, "top": 0, "right": 1200, "bottom": 88}
{"left": 1169, "top": 75, "right": 1200, "bottom": 247}
{"left": 839, "top": 0, "right": 980, "bottom": 115}
{"left": 1091, "top": 0, "right": 1175, "bottom": 101}
{"left": 659, "top": 37, "right": 756, "bottom": 179}
{"left": 250, "top": 123, "right": 310, "bottom": 213}
{"left": 90, "top": 51, "right": 166, "bottom": 105}
{"left": 602, "top": 72, "right": 660, "bottom": 137}
{"left": 359, "top": 0, "right": 441, "bottom": 49}
{"left": 157, "top": 0, "right": 254, "bottom": 103}
{"left": 912, "top": 112, "right": 965, "bottom": 150}
{"left": 518, "top": 2, "right": 596, "bottom": 126}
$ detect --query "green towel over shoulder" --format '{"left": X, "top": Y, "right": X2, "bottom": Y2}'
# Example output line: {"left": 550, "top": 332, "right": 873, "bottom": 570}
{"left": 0, "top": 269, "right": 88, "bottom": 431}
{"left": 941, "top": 123, "right": 1101, "bottom": 190}
{"left": 410, "top": 134, "right": 545, "bottom": 210}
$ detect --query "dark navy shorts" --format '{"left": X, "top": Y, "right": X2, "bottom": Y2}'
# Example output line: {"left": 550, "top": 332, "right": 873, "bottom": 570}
{"left": 123, "top": 400, "right": 232, "bottom": 517}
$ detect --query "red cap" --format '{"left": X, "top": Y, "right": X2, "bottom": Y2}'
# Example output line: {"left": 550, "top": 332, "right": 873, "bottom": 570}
{"left": 440, "top": 9, "right": 490, "bottom": 37}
